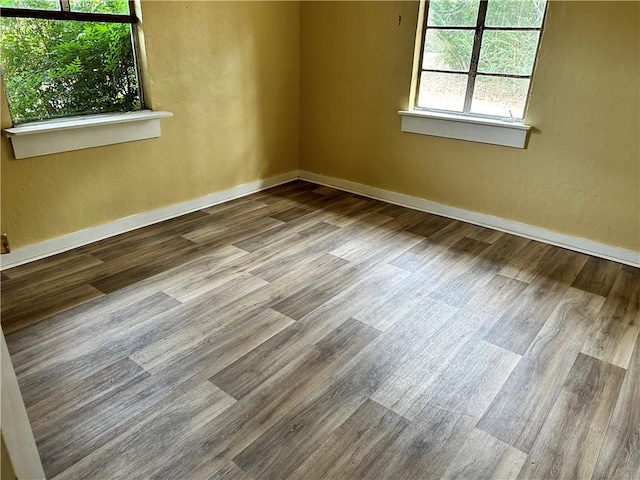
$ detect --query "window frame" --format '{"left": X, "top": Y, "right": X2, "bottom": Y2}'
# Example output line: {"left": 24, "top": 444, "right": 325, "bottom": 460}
{"left": 0, "top": 0, "right": 137, "bottom": 24}
{"left": 415, "top": 0, "right": 548, "bottom": 120}
{"left": 0, "top": 0, "right": 145, "bottom": 125}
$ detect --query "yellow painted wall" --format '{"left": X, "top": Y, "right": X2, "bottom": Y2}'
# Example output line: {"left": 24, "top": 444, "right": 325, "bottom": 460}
{"left": 300, "top": 1, "right": 640, "bottom": 252}
{"left": 2, "top": 1, "right": 638, "bottom": 253}
{"left": 1, "top": 1, "right": 299, "bottom": 249}
{"left": 1, "top": 434, "right": 16, "bottom": 480}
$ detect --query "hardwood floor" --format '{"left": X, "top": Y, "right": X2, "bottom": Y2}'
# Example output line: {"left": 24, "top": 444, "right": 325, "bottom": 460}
{"left": 2, "top": 180, "right": 638, "bottom": 480}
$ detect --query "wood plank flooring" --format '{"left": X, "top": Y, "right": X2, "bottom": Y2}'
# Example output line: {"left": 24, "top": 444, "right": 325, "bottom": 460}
{"left": 2, "top": 180, "right": 639, "bottom": 480}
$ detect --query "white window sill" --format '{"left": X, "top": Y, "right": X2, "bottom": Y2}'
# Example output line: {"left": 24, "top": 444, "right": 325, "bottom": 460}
{"left": 4, "top": 110, "right": 173, "bottom": 159}
{"left": 398, "top": 110, "right": 531, "bottom": 148}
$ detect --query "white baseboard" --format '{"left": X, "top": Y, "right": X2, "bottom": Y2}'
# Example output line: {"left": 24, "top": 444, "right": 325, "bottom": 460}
{"left": 299, "top": 170, "right": 640, "bottom": 268}
{"left": 0, "top": 171, "right": 299, "bottom": 270}
{"left": 3, "top": 168, "right": 638, "bottom": 270}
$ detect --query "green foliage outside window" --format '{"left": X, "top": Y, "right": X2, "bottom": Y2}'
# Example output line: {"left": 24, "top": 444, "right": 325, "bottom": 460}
{"left": 0, "top": 0, "right": 141, "bottom": 124}
{"left": 420, "top": 0, "right": 546, "bottom": 117}
{"left": 427, "top": 0, "right": 546, "bottom": 75}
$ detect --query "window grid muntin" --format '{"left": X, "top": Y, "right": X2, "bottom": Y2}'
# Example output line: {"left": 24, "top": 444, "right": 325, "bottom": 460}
{"left": 0, "top": 1, "right": 144, "bottom": 124}
{"left": 416, "top": 0, "right": 546, "bottom": 119}
{"left": 0, "top": 1, "right": 137, "bottom": 23}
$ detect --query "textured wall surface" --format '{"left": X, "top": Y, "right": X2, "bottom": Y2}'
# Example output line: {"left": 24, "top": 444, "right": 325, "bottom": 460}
{"left": 2, "top": 1, "right": 638, "bottom": 253}
{"left": 1, "top": 1, "right": 300, "bottom": 249}
{"left": 300, "top": 1, "right": 640, "bottom": 252}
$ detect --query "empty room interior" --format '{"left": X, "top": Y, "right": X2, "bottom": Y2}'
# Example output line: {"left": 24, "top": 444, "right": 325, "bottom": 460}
{"left": 1, "top": 0, "right": 639, "bottom": 479}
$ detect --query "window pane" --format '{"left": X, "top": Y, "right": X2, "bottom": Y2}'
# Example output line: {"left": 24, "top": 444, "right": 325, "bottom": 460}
{"left": 478, "top": 31, "right": 540, "bottom": 75}
{"left": 68, "top": 0, "right": 130, "bottom": 15}
{"left": 423, "top": 29, "right": 474, "bottom": 72}
{"left": 485, "top": 0, "right": 547, "bottom": 28}
{"left": 418, "top": 72, "right": 468, "bottom": 112}
{"left": 470, "top": 75, "right": 529, "bottom": 118}
{"left": 0, "top": 17, "right": 141, "bottom": 123}
{"left": 427, "top": 0, "right": 479, "bottom": 27}
{"left": 0, "top": 0, "right": 59, "bottom": 10}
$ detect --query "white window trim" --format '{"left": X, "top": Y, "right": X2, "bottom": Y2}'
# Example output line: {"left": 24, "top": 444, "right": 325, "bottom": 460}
{"left": 398, "top": 109, "right": 531, "bottom": 148}
{"left": 4, "top": 110, "right": 172, "bottom": 159}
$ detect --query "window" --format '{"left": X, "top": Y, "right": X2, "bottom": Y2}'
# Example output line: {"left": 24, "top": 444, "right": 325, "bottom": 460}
{"left": 0, "top": 0, "right": 143, "bottom": 124}
{"left": 415, "top": 0, "right": 547, "bottom": 120}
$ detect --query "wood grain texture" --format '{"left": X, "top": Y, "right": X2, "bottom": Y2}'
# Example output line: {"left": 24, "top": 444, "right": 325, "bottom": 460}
{"left": 429, "top": 234, "right": 529, "bottom": 307}
{"left": 54, "top": 382, "right": 235, "bottom": 480}
{"left": 152, "top": 319, "right": 382, "bottom": 479}
{"left": 517, "top": 353, "right": 625, "bottom": 480}
{"left": 208, "top": 461, "right": 253, "bottom": 480}
{"left": 442, "top": 429, "right": 527, "bottom": 480}
{"left": 288, "top": 399, "right": 409, "bottom": 480}
{"left": 484, "top": 247, "right": 589, "bottom": 354}
{"left": 1, "top": 180, "right": 637, "bottom": 480}
{"left": 232, "top": 349, "right": 396, "bottom": 480}
{"left": 592, "top": 334, "right": 640, "bottom": 480}
{"left": 341, "top": 406, "right": 474, "bottom": 480}
{"left": 478, "top": 287, "right": 606, "bottom": 452}
{"left": 581, "top": 265, "right": 640, "bottom": 368}
{"left": 1, "top": 283, "right": 104, "bottom": 334}
{"left": 498, "top": 240, "right": 554, "bottom": 284}
{"left": 572, "top": 256, "right": 622, "bottom": 297}
{"left": 371, "top": 310, "right": 518, "bottom": 420}
{"left": 409, "top": 339, "right": 521, "bottom": 420}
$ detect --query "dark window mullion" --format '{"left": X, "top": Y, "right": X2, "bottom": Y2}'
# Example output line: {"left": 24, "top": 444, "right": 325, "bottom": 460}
{"left": 128, "top": 0, "right": 144, "bottom": 107}
{"left": 59, "top": 0, "right": 70, "bottom": 12}
{"left": 475, "top": 72, "right": 530, "bottom": 79}
{"left": 128, "top": 0, "right": 137, "bottom": 22}
{"left": 463, "top": 0, "right": 489, "bottom": 113}
{"left": 423, "top": 25, "right": 476, "bottom": 31}
{"left": 422, "top": 68, "right": 469, "bottom": 76}
{"left": 484, "top": 26, "right": 541, "bottom": 31}
{"left": 0, "top": 8, "right": 136, "bottom": 23}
